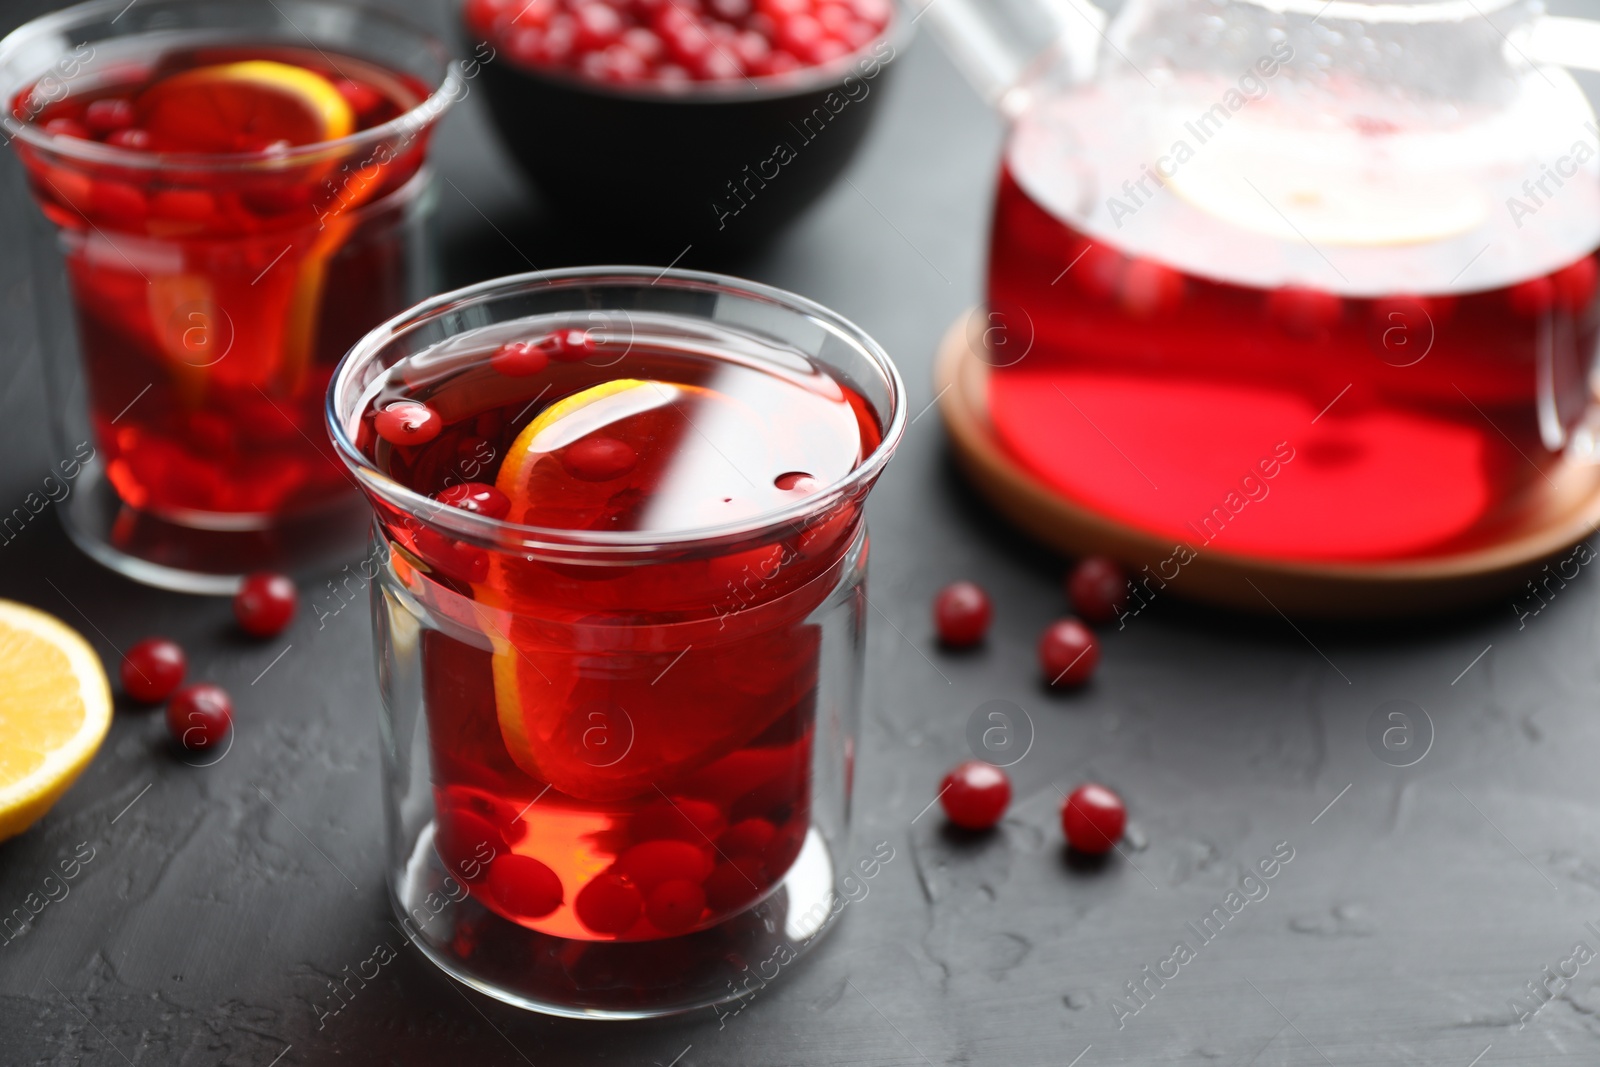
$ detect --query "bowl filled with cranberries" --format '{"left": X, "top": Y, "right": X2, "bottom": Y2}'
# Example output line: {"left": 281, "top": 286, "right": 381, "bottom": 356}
{"left": 462, "top": 0, "right": 905, "bottom": 258}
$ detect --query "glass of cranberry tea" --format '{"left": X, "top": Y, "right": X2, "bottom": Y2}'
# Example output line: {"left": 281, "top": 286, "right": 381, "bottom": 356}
{"left": 327, "top": 268, "right": 905, "bottom": 1017}
{"left": 0, "top": 0, "right": 462, "bottom": 592}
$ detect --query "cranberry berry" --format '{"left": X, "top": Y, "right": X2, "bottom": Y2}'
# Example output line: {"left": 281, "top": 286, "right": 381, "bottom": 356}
{"left": 436, "top": 481, "right": 512, "bottom": 519}
{"left": 1067, "top": 556, "right": 1127, "bottom": 624}
{"left": 234, "top": 572, "right": 297, "bottom": 637}
{"left": 121, "top": 637, "right": 187, "bottom": 703}
{"left": 374, "top": 401, "right": 443, "bottom": 446}
{"left": 934, "top": 580, "right": 991, "bottom": 647}
{"left": 1039, "top": 618, "right": 1099, "bottom": 687}
{"left": 490, "top": 340, "right": 550, "bottom": 378}
{"left": 547, "top": 328, "right": 597, "bottom": 362}
{"left": 166, "top": 683, "right": 233, "bottom": 751}
{"left": 939, "top": 760, "right": 1011, "bottom": 830}
{"left": 1060, "top": 782, "right": 1126, "bottom": 854}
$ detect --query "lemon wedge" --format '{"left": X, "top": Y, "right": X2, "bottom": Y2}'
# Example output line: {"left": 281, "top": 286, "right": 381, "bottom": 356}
{"left": 137, "top": 60, "right": 355, "bottom": 152}
{"left": 0, "top": 600, "right": 111, "bottom": 842}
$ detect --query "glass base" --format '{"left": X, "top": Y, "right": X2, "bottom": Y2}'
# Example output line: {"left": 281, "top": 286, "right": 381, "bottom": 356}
{"left": 393, "top": 822, "right": 842, "bottom": 1020}
{"left": 61, "top": 465, "right": 372, "bottom": 595}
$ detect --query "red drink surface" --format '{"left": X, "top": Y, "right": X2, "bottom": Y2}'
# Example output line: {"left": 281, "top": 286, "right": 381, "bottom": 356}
{"left": 988, "top": 84, "right": 1600, "bottom": 563}
{"left": 15, "top": 46, "right": 432, "bottom": 520}
{"left": 356, "top": 321, "right": 879, "bottom": 941}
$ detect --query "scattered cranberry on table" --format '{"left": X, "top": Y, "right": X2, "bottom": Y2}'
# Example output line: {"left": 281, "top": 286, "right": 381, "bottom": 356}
{"left": 939, "top": 760, "right": 1011, "bottom": 830}
{"left": 463, "top": 0, "right": 893, "bottom": 86}
{"left": 1060, "top": 782, "right": 1126, "bottom": 854}
{"left": 165, "top": 683, "right": 233, "bottom": 751}
{"left": 1038, "top": 618, "right": 1099, "bottom": 687}
{"left": 1067, "top": 556, "right": 1126, "bottom": 624}
{"left": 933, "top": 580, "right": 992, "bottom": 647}
{"left": 233, "top": 572, "right": 298, "bottom": 637}
{"left": 374, "top": 400, "right": 443, "bottom": 446}
{"left": 121, "top": 637, "right": 187, "bottom": 703}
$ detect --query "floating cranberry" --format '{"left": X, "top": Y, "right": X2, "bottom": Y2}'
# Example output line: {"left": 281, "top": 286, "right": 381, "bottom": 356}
{"left": 1509, "top": 275, "right": 1557, "bottom": 317}
{"left": 617, "top": 839, "right": 713, "bottom": 890}
{"left": 1038, "top": 618, "right": 1099, "bottom": 687}
{"left": 436, "top": 807, "right": 506, "bottom": 880}
{"left": 1060, "top": 782, "right": 1126, "bottom": 854}
{"left": 632, "top": 797, "right": 725, "bottom": 842}
{"left": 933, "top": 580, "right": 991, "bottom": 647}
{"left": 43, "top": 117, "right": 89, "bottom": 140}
{"left": 166, "top": 683, "right": 232, "bottom": 751}
{"left": 333, "top": 77, "right": 384, "bottom": 118}
{"left": 374, "top": 401, "right": 442, "bottom": 446}
{"left": 84, "top": 98, "right": 135, "bottom": 135}
{"left": 1067, "top": 556, "right": 1126, "bottom": 624}
{"left": 106, "top": 128, "right": 152, "bottom": 150}
{"left": 547, "top": 328, "right": 597, "bottom": 362}
{"left": 646, "top": 878, "right": 707, "bottom": 933}
{"left": 412, "top": 527, "right": 491, "bottom": 584}
{"left": 719, "top": 817, "right": 777, "bottom": 855}
{"left": 1268, "top": 286, "right": 1343, "bottom": 337}
{"left": 575, "top": 871, "right": 643, "bottom": 934}
{"left": 489, "top": 340, "right": 548, "bottom": 379}
{"left": 233, "top": 571, "right": 297, "bottom": 637}
{"left": 435, "top": 481, "right": 512, "bottom": 520}
{"left": 121, "top": 637, "right": 186, "bottom": 703}
{"left": 486, "top": 854, "right": 564, "bottom": 918}
{"left": 939, "top": 760, "right": 1011, "bottom": 830}
{"left": 562, "top": 435, "right": 637, "bottom": 481}
{"left": 1120, "top": 259, "right": 1185, "bottom": 318}
{"left": 703, "top": 857, "right": 764, "bottom": 911}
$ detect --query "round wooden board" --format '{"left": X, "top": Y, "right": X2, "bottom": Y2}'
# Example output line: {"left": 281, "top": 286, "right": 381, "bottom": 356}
{"left": 934, "top": 313, "right": 1600, "bottom": 618}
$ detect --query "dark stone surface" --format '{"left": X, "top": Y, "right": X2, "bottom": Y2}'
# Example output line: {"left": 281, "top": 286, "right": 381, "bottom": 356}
{"left": 2, "top": 1, "right": 1599, "bottom": 1064}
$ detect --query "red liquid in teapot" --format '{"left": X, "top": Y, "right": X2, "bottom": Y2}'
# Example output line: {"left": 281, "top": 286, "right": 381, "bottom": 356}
{"left": 987, "top": 79, "right": 1600, "bottom": 562}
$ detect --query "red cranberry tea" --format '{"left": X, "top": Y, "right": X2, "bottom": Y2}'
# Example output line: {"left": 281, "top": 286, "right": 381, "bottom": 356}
{"left": 14, "top": 45, "right": 432, "bottom": 520}
{"left": 465, "top": 0, "right": 892, "bottom": 86}
{"left": 987, "top": 79, "right": 1600, "bottom": 562}
{"left": 355, "top": 316, "right": 880, "bottom": 940}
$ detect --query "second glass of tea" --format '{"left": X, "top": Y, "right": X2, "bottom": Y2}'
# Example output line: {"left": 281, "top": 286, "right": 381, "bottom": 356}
{"left": 0, "top": 0, "right": 462, "bottom": 591}
{"left": 328, "top": 268, "right": 904, "bottom": 1017}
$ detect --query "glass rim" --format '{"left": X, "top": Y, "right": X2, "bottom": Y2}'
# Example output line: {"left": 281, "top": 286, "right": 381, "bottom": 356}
{"left": 478, "top": 8, "right": 914, "bottom": 104}
{"left": 0, "top": 0, "right": 466, "bottom": 172}
{"left": 327, "top": 266, "right": 908, "bottom": 554}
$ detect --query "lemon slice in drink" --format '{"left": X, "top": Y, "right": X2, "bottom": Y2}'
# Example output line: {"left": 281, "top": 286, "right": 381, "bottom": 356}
{"left": 137, "top": 60, "right": 355, "bottom": 152}
{"left": 0, "top": 600, "right": 112, "bottom": 842}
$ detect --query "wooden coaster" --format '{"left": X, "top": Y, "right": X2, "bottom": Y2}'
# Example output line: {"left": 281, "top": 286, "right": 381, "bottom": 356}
{"left": 934, "top": 313, "right": 1600, "bottom": 618}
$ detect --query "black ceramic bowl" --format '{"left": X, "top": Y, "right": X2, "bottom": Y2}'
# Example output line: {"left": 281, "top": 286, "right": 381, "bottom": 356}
{"left": 465, "top": 9, "right": 910, "bottom": 262}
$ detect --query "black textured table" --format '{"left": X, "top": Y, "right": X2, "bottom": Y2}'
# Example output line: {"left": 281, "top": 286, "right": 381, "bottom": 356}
{"left": 4, "top": 2, "right": 1600, "bottom": 1064}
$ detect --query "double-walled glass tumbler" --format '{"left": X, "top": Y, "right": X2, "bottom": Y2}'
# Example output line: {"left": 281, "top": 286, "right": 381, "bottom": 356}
{"left": 327, "top": 268, "right": 904, "bottom": 1017}
{"left": 0, "top": 0, "right": 461, "bottom": 591}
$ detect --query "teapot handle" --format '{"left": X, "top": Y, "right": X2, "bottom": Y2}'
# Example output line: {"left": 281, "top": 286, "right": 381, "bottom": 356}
{"left": 915, "top": 0, "right": 1106, "bottom": 113}
{"left": 1526, "top": 15, "right": 1600, "bottom": 72}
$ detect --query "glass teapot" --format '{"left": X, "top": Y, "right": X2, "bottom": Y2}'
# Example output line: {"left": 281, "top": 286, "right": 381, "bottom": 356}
{"left": 926, "top": 0, "right": 1600, "bottom": 564}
